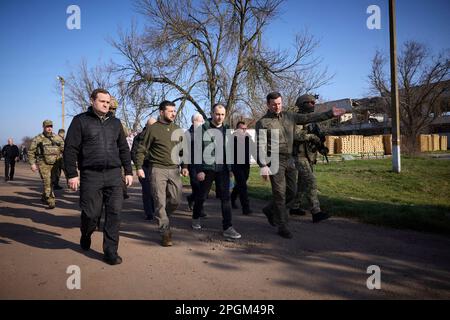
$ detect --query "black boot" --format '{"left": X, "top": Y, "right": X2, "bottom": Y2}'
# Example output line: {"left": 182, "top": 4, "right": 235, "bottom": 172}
{"left": 277, "top": 225, "right": 293, "bottom": 239}
{"left": 80, "top": 235, "right": 91, "bottom": 251}
{"left": 312, "top": 212, "right": 330, "bottom": 223}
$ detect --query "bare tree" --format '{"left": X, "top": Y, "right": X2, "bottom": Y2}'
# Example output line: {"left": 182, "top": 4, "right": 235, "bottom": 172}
{"left": 63, "top": 59, "right": 163, "bottom": 131}
{"left": 369, "top": 41, "right": 449, "bottom": 154}
{"left": 111, "top": 0, "right": 331, "bottom": 122}
{"left": 64, "top": 59, "right": 112, "bottom": 115}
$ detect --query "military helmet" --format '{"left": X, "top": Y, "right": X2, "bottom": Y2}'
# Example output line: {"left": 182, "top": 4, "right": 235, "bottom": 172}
{"left": 42, "top": 120, "right": 53, "bottom": 127}
{"left": 295, "top": 94, "right": 316, "bottom": 107}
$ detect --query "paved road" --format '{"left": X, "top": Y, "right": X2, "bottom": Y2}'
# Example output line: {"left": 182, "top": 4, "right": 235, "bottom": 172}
{"left": 1, "top": 162, "right": 449, "bottom": 299}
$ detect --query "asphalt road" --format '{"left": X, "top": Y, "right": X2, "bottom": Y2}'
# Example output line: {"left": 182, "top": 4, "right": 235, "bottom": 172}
{"left": 1, "top": 162, "right": 449, "bottom": 299}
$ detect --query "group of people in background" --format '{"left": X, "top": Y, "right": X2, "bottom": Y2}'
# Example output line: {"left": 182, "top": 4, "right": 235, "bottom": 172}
{"left": 11, "top": 87, "right": 344, "bottom": 266}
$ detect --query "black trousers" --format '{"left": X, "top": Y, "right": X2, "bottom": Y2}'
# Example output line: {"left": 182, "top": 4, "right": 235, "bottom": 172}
{"left": 193, "top": 168, "right": 232, "bottom": 230}
{"left": 79, "top": 168, "right": 123, "bottom": 255}
{"left": 4, "top": 159, "right": 16, "bottom": 180}
{"left": 231, "top": 164, "right": 250, "bottom": 211}
{"left": 187, "top": 164, "right": 201, "bottom": 203}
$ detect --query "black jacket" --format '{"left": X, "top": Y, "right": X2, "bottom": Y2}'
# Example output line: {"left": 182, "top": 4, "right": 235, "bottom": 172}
{"left": 64, "top": 107, "right": 132, "bottom": 178}
{"left": 2, "top": 144, "right": 20, "bottom": 161}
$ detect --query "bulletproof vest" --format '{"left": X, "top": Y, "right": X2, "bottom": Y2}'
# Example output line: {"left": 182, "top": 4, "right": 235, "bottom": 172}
{"left": 38, "top": 134, "right": 62, "bottom": 165}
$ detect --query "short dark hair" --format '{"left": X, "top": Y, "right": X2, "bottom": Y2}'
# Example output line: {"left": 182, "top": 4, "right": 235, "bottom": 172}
{"left": 90, "top": 88, "right": 110, "bottom": 101}
{"left": 212, "top": 103, "right": 225, "bottom": 113}
{"left": 159, "top": 100, "right": 175, "bottom": 111}
{"left": 235, "top": 121, "right": 246, "bottom": 129}
{"left": 266, "top": 92, "right": 282, "bottom": 103}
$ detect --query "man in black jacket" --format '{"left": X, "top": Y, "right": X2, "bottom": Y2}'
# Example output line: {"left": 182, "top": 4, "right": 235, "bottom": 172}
{"left": 64, "top": 88, "right": 133, "bottom": 265}
{"left": 2, "top": 138, "right": 20, "bottom": 182}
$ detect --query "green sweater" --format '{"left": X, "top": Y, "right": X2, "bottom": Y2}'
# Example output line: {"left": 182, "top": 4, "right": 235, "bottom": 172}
{"left": 135, "top": 121, "right": 183, "bottom": 169}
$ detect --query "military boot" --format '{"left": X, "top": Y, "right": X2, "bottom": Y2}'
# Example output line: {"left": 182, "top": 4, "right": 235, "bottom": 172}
{"left": 161, "top": 229, "right": 173, "bottom": 247}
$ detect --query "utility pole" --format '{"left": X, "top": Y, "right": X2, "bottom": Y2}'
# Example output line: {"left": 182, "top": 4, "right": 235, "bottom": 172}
{"left": 389, "top": 0, "right": 401, "bottom": 173}
{"left": 57, "top": 76, "right": 65, "bottom": 130}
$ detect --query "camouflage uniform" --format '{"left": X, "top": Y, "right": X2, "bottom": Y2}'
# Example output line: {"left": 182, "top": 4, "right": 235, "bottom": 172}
{"left": 292, "top": 123, "right": 322, "bottom": 214}
{"left": 291, "top": 94, "right": 324, "bottom": 215}
{"left": 28, "top": 121, "right": 64, "bottom": 207}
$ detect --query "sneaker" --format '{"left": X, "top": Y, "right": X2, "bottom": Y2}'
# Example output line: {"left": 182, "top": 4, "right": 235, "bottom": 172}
{"left": 312, "top": 212, "right": 330, "bottom": 223}
{"left": 277, "top": 226, "right": 293, "bottom": 239}
{"left": 191, "top": 218, "right": 202, "bottom": 230}
{"left": 80, "top": 235, "right": 91, "bottom": 251}
{"left": 103, "top": 254, "right": 123, "bottom": 265}
{"left": 290, "top": 208, "right": 306, "bottom": 216}
{"left": 223, "top": 226, "right": 241, "bottom": 239}
{"left": 262, "top": 207, "right": 276, "bottom": 226}
{"left": 161, "top": 230, "right": 173, "bottom": 247}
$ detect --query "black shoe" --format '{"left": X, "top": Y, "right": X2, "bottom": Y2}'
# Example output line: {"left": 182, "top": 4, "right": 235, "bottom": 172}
{"left": 312, "top": 212, "right": 330, "bottom": 223}
{"left": 144, "top": 215, "right": 154, "bottom": 221}
{"left": 199, "top": 211, "right": 208, "bottom": 218}
{"left": 262, "top": 207, "right": 276, "bottom": 227}
{"left": 242, "top": 208, "right": 253, "bottom": 215}
{"left": 277, "top": 226, "right": 293, "bottom": 239}
{"left": 231, "top": 200, "right": 239, "bottom": 209}
{"left": 187, "top": 196, "right": 194, "bottom": 211}
{"left": 290, "top": 208, "right": 306, "bottom": 216}
{"left": 80, "top": 235, "right": 91, "bottom": 251}
{"left": 53, "top": 184, "right": 63, "bottom": 190}
{"left": 103, "top": 254, "right": 123, "bottom": 265}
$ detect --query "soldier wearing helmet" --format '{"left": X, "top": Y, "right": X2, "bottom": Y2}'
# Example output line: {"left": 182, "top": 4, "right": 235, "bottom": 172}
{"left": 291, "top": 94, "right": 329, "bottom": 222}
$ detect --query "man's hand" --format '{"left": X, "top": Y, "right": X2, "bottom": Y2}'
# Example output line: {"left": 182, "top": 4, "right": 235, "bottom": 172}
{"left": 332, "top": 106, "right": 346, "bottom": 117}
{"left": 197, "top": 172, "right": 205, "bottom": 182}
{"left": 260, "top": 166, "right": 271, "bottom": 181}
{"left": 31, "top": 164, "right": 38, "bottom": 172}
{"left": 68, "top": 177, "right": 80, "bottom": 191}
{"left": 181, "top": 168, "right": 189, "bottom": 177}
{"left": 137, "top": 169, "right": 145, "bottom": 179}
{"left": 124, "top": 175, "right": 133, "bottom": 187}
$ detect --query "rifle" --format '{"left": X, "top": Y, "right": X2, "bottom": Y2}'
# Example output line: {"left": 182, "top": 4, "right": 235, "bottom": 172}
{"left": 306, "top": 123, "right": 329, "bottom": 164}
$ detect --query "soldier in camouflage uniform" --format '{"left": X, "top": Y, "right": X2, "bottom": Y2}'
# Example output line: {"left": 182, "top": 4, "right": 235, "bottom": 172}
{"left": 28, "top": 120, "right": 64, "bottom": 209}
{"left": 291, "top": 94, "right": 329, "bottom": 223}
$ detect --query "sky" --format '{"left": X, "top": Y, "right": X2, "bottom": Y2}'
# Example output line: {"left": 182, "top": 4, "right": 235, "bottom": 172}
{"left": 0, "top": 0, "right": 449, "bottom": 144}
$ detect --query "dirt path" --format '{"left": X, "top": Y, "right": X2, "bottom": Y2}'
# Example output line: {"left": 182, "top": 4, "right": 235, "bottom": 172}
{"left": 1, "top": 162, "right": 449, "bottom": 299}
